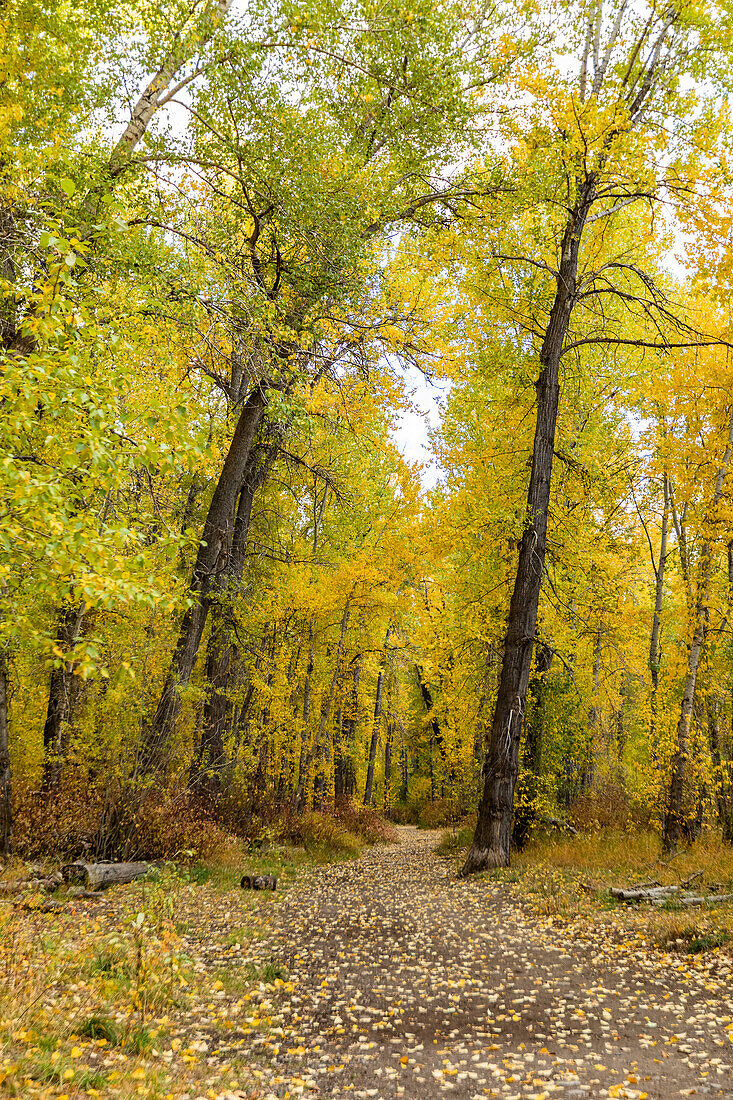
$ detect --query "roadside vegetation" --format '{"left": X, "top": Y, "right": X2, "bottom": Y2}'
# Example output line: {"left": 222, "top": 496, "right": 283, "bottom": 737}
{"left": 0, "top": 806, "right": 394, "bottom": 1099}
{"left": 440, "top": 821, "right": 733, "bottom": 956}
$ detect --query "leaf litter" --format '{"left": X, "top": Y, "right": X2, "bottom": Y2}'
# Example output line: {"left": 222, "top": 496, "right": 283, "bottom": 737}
{"left": 2, "top": 827, "right": 733, "bottom": 1099}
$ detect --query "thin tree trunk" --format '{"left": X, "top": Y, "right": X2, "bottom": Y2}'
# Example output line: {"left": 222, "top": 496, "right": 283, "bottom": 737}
{"left": 400, "top": 730, "right": 408, "bottom": 802}
{"left": 336, "top": 657, "right": 360, "bottom": 803}
{"left": 140, "top": 385, "right": 267, "bottom": 772}
{"left": 663, "top": 409, "right": 733, "bottom": 851}
{"left": 0, "top": 649, "right": 11, "bottom": 856}
{"left": 649, "top": 473, "right": 670, "bottom": 752}
{"left": 462, "top": 178, "right": 596, "bottom": 874}
{"left": 416, "top": 666, "right": 452, "bottom": 778}
{"left": 294, "top": 622, "right": 315, "bottom": 805}
{"left": 293, "top": 601, "right": 351, "bottom": 813}
{"left": 581, "top": 629, "right": 598, "bottom": 783}
{"left": 364, "top": 629, "right": 391, "bottom": 806}
{"left": 512, "top": 642, "right": 553, "bottom": 850}
{"left": 384, "top": 721, "right": 393, "bottom": 814}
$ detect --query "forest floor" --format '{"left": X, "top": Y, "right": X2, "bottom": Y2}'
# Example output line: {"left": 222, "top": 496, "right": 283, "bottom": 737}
{"left": 2, "top": 826, "right": 733, "bottom": 1099}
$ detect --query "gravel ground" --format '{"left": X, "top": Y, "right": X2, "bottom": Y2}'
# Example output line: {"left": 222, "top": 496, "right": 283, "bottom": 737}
{"left": 243, "top": 826, "right": 733, "bottom": 1099}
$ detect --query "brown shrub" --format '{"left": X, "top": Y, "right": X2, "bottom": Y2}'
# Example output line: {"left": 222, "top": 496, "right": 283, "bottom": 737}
{"left": 332, "top": 802, "right": 397, "bottom": 843}
{"left": 11, "top": 778, "right": 229, "bottom": 863}
{"left": 568, "top": 779, "right": 630, "bottom": 830}
{"left": 418, "top": 798, "right": 460, "bottom": 829}
{"left": 389, "top": 800, "right": 420, "bottom": 825}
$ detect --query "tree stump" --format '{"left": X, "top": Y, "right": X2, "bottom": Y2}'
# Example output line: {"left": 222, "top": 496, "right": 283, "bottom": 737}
{"left": 240, "top": 873, "right": 277, "bottom": 890}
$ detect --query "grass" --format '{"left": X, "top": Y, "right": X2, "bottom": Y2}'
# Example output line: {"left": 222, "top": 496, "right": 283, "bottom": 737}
{"left": 439, "top": 821, "right": 733, "bottom": 953}
{"left": 0, "top": 812, "right": 390, "bottom": 1100}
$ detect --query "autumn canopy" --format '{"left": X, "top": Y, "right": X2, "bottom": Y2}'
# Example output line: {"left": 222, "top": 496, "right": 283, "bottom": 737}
{"left": 2, "top": 0, "right": 733, "bottom": 868}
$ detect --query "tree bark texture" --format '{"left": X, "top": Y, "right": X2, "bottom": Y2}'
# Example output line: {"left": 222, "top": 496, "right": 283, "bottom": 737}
{"left": 384, "top": 721, "right": 393, "bottom": 814}
{"left": 512, "top": 642, "right": 553, "bottom": 850}
{"left": 416, "top": 666, "right": 451, "bottom": 778}
{"left": 292, "top": 601, "right": 351, "bottom": 813}
{"left": 363, "top": 629, "right": 391, "bottom": 806}
{"left": 141, "top": 386, "right": 267, "bottom": 773}
{"left": 0, "top": 650, "right": 11, "bottom": 857}
{"left": 648, "top": 472, "right": 670, "bottom": 765}
{"left": 462, "top": 182, "right": 595, "bottom": 874}
{"left": 335, "top": 657, "right": 360, "bottom": 802}
{"left": 62, "top": 861, "right": 150, "bottom": 889}
{"left": 42, "top": 602, "right": 85, "bottom": 788}
{"left": 194, "top": 442, "right": 278, "bottom": 797}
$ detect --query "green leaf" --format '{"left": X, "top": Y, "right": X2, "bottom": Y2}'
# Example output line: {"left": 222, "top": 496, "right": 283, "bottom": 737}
{"left": 59, "top": 178, "right": 76, "bottom": 197}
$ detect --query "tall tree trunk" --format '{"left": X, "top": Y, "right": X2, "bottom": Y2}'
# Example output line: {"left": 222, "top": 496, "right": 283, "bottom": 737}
{"left": 462, "top": 178, "right": 596, "bottom": 874}
{"left": 416, "top": 666, "right": 452, "bottom": 779}
{"left": 363, "top": 629, "right": 391, "bottom": 806}
{"left": 292, "top": 601, "right": 351, "bottom": 813}
{"left": 512, "top": 642, "right": 553, "bottom": 850}
{"left": 400, "top": 730, "right": 409, "bottom": 802}
{"left": 384, "top": 721, "right": 393, "bottom": 814}
{"left": 585, "top": 627, "right": 601, "bottom": 789}
{"left": 336, "top": 657, "right": 360, "bottom": 803}
{"left": 294, "top": 622, "right": 315, "bottom": 804}
{"left": 42, "top": 602, "right": 85, "bottom": 788}
{"left": 140, "top": 386, "right": 267, "bottom": 773}
{"left": 708, "top": 695, "right": 733, "bottom": 843}
{"left": 649, "top": 472, "right": 670, "bottom": 754}
{"left": 663, "top": 409, "right": 733, "bottom": 851}
{"left": 194, "top": 442, "right": 277, "bottom": 797}
{"left": 0, "top": 649, "right": 11, "bottom": 857}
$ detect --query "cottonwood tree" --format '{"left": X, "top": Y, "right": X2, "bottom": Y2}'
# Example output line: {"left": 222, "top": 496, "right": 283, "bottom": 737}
{"left": 138, "top": 0, "right": 514, "bottom": 771}
{"left": 460, "top": 0, "right": 733, "bottom": 871}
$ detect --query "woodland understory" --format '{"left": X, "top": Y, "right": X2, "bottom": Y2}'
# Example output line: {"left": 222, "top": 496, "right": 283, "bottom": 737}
{"left": 4, "top": 0, "right": 733, "bottom": 872}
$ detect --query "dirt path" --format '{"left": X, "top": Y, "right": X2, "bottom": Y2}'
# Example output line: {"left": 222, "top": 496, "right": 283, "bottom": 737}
{"left": 236, "top": 827, "right": 733, "bottom": 1099}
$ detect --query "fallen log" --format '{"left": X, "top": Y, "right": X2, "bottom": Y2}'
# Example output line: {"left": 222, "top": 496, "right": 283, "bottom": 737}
{"left": 653, "top": 892, "right": 733, "bottom": 908}
{"left": 610, "top": 884, "right": 682, "bottom": 902}
{"left": 0, "top": 872, "right": 63, "bottom": 895}
{"left": 62, "top": 861, "right": 150, "bottom": 890}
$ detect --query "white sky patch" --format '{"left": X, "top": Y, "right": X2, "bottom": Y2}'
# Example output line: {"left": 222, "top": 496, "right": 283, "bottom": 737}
{"left": 391, "top": 364, "right": 450, "bottom": 490}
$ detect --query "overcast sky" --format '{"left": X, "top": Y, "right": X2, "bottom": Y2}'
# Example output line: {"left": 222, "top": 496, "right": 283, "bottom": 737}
{"left": 390, "top": 365, "right": 449, "bottom": 490}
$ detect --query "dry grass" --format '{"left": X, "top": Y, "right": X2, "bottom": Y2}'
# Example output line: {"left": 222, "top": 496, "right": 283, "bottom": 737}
{"left": 518, "top": 828, "right": 733, "bottom": 889}
{"left": 440, "top": 823, "right": 733, "bottom": 953}
{"left": 0, "top": 813, "right": 396, "bottom": 1099}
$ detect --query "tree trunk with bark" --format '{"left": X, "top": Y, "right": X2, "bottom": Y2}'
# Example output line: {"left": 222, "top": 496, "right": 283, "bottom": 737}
{"left": 649, "top": 473, "right": 670, "bottom": 753}
{"left": 512, "top": 642, "right": 553, "bottom": 850}
{"left": 384, "top": 720, "right": 393, "bottom": 814}
{"left": 363, "top": 629, "right": 391, "bottom": 806}
{"left": 140, "top": 386, "right": 267, "bottom": 773}
{"left": 0, "top": 650, "right": 11, "bottom": 857}
{"left": 42, "top": 602, "right": 85, "bottom": 788}
{"left": 416, "top": 666, "right": 452, "bottom": 780}
{"left": 193, "top": 442, "right": 277, "bottom": 798}
{"left": 462, "top": 180, "right": 595, "bottom": 874}
{"left": 292, "top": 601, "right": 351, "bottom": 813}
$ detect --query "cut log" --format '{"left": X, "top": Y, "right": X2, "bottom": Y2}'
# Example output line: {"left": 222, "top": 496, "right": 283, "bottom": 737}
{"left": 240, "top": 873, "right": 277, "bottom": 890}
{"left": 62, "top": 861, "right": 150, "bottom": 890}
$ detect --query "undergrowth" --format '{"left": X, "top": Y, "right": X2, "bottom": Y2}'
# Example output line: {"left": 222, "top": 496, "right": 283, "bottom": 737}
{"left": 0, "top": 803, "right": 395, "bottom": 1098}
